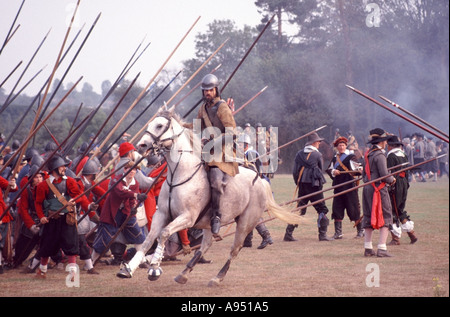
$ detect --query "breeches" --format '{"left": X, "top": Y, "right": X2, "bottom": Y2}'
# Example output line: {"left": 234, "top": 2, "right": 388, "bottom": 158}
{"left": 39, "top": 215, "right": 79, "bottom": 257}
{"left": 297, "top": 183, "right": 328, "bottom": 215}
{"left": 331, "top": 190, "right": 361, "bottom": 221}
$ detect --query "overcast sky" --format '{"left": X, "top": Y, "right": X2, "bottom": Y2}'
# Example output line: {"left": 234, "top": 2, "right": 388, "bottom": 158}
{"left": 0, "top": 0, "right": 264, "bottom": 95}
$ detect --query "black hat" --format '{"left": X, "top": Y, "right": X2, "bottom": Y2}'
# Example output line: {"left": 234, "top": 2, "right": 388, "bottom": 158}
{"left": 387, "top": 135, "right": 403, "bottom": 146}
{"left": 367, "top": 128, "right": 390, "bottom": 144}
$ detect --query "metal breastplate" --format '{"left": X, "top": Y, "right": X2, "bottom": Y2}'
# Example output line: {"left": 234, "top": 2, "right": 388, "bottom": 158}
{"left": 46, "top": 179, "right": 67, "bottom": 200}
{"left": 205, "top": 100, "right": 226, "bottom": 133}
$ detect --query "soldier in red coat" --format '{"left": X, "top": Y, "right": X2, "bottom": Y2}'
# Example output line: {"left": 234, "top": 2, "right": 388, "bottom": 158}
{"left": 34, "top": 155, "right": 97, "bottom": 278}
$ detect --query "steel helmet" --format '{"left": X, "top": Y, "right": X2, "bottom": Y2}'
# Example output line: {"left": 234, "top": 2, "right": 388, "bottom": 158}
{"left": 201, "top": 74, "right": 220, "bottom": 96}
{"left": 82, "top": 158, "right": 100, "bottom": 175}
{"left": 238, "top": 134, "right": 251, "bottom": 144}
{"left": 47, "top": 155, "right": 69, "bottom": 172}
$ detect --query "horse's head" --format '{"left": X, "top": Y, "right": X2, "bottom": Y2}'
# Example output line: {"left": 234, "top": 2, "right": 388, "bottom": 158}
{"left": 137, "top": 105, "right": 184, "bottom": 155}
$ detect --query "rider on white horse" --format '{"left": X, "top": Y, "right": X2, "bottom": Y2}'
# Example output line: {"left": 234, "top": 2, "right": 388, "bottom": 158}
{"left": 196, "top": 74, "right": 239, "bottom": 236}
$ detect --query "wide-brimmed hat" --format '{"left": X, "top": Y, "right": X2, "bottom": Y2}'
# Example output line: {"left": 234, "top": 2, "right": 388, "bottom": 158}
{"left": 367, "top": 128, "right": 390, "bottom": 144}
{"left": 387, "top": 135, "right": 403, "bottom": 146}
{"left": 306, "top": 132, "right": 324, "bottom": 146}
{"left": 333, "top": 136, "right": 348, "bottom": 147}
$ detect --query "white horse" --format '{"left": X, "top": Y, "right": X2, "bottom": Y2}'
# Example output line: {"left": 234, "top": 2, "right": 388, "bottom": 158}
{"left": 117, "top": 106, "right": 303, "bottom": 286}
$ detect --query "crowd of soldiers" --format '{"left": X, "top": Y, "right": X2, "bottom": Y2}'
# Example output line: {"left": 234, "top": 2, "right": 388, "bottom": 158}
{"left": 0, "top": 73, "right": 448, "bottom": 278}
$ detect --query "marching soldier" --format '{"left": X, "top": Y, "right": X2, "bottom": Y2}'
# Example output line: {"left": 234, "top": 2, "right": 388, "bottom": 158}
{"left": 386, "top": 135, "right": 417, "bottom": 245}
{"left": 196, "top": 74, "right": 239, "bottom": 236}
{"left": 326, "top": 136, "right": 364, "bottom": 239}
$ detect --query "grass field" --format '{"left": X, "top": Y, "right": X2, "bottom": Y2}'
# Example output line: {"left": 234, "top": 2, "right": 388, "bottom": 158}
{"left": 1, "top": 174, "right": 448, "bottom": 298}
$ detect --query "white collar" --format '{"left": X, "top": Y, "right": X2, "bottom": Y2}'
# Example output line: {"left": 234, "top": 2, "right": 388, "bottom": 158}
{"left": 304, "top": 145, "right": 319, "bottom": 153}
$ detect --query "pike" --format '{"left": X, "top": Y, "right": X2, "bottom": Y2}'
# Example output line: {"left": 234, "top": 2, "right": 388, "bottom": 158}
{"left": 0, "top": 0, "right": 25, "bottom": 55}
{"left": 92, "top": 159, "right": 168, "bottom": 266}
{"left": 182, "top": 14, "right": 276, "bottom": 118}
{"left": 346, "top": 85, "right": 449, "bottom": 144}
{"left": 0, "top": 28, "right": 51, "bottom": 115}
{"left": 0, "top": 77, "right": 83, "bottom": 177}
{"left": 379, "top": 95, "right": 449, "bottom": 140}
{"left": 98, "top": 69, "right": 183, "bottom": 162}
{"left": 248, "top": 125, "right": 327, "bottom": 165}
{"left": 0, "top": 106, "right": 92, "bottom": 222}
{"left": 90, "top": 16, "right": 201, "bottom": 160}
{"left": 37, "top": 13, "right": 101, "bottom": 124}
{"left": 0, "top": 23, "right": 85, "bottom": 153}
{"left": 233, "top": 86, "right": 268, "bottom": 115}
{"left": 289, "top": 154, "right": 446, "bottom": 215}
{"left": 74, "top": 72, "right": 141, "bottom": 175}
{"left": 130, "top": 38, "right": 229, "bottom": 145}
{"left": 0, "top": 60, "right": 22, "bottom": 89}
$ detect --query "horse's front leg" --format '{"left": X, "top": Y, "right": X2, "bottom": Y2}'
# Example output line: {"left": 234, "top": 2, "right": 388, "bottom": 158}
{"left": 174, "top": 229, "right": 213, "bottom": 284}
{"left": 147, "top": 213, "right": 194, "bottom": 281}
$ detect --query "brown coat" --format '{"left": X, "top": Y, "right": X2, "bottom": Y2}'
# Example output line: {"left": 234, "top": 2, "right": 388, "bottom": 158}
{"left": 197, "top": 97, "right": 239, "bottom": 177}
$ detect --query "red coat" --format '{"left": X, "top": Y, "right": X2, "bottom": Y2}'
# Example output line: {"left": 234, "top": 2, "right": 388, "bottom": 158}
{"left": 34, "top": 176, "right": 91, "bottom": 220}
{"left": 0, "top": 176, "right": 18, "bottom": 223}
{"left": 18, "top": 173, "right": 49, "bottom": 228}
{"left": 99, "top": 177, "right": 139, "bottom": 227}
{"left": 76, "top": 177, "right": 107, "bottom": 218}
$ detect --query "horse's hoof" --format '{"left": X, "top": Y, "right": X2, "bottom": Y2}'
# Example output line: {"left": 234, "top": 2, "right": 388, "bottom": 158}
{"left": 174, "top": 274, "right": 188, "bottom": 284}
{"left": 116, "top": 263, "right": 132, "bottom": 279}
{"left": 148, "top": 266, "right": 163, "bottom": 281}
{"left": 208, "top": 277, "right": 220, "bottom": 287}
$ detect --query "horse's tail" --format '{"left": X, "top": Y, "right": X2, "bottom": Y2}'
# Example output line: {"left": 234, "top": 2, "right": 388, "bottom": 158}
{"left": 262, "top": 179, "right": 304, "bottom": 225}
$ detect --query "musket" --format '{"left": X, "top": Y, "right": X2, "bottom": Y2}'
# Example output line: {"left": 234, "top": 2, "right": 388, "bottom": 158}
{"left": 0, "top": 0, "right": 25, "bottom": 56}
{"left": 98, "top": 69, "right": 183, "bottom": 162}
{"left": 0, "top": 106, "right": 92, "bottom": 222}
{"left": 0, "top": 28, "right": 51, "bottom": 115}
{"left": 73, "top": 72, "right": 141, "bottom": 175}
{"left": 0, "top": 60, "right": 22, "bottom": 89}
{"left": 93, "top": 158, "right": 168, "bottom": 266}
{"left": 346, "top": 85, "right": 449, "bottom": 144}
{"left": 233, "top": 86, "right": 268, "bottom": 115}
{"left": 379, "top": 95, "right": 449, "bottom": 139}
{"left": 289, "top": 154, "right": 446, "bottom": 215}
{"left": 182, "top": 14, "right": 276, "bottom": 118}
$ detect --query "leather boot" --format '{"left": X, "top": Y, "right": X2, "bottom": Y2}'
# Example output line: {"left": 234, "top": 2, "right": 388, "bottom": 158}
{"left": 407, "top": 230, "right": 418, "bottom": 244}
{"left": 388, "top": 233, "right": 401, "bottom": 245}
{"left": 256, "top": 223, "right": 273, "bottom": 249}
{"left": 333, "top": 221, "right": 343, "bottom": 239}
{"left": 318, "top": 214, "right": 334, "bottom": 241}
{"left": 355, "top": 222, "right": 365, "bottom": 238}
{"left": 283, "top": 224, "right": 298, "bottom": 241}
{"left": 210, "top": 191, "right": 222, "bottom": 235}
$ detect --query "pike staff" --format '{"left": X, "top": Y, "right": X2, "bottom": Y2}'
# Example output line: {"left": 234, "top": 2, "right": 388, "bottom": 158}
{"left": 379, "top": 95, "right": 449, "bottom": 139}
{"left": 233, "top": 86, "right": 268, "bottom": 115}
{"left": 289, "top": 154, "right": 445, "bottom": 215}
{"left": 90, "top": 16, "right": 201, "bottom": 160}
{"left": 0, "top": 0, "right": 25, "bottom": 55}
{"left": 346, "top": 85, "right": 449, "bottom": 144}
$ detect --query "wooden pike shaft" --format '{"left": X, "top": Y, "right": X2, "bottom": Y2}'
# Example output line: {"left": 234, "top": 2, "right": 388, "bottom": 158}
{"left": 379, "top": 95, "right": 449, "bottom": 139}
{"left": 289, "top": 154, "right": 445, "bottom": 213}
{"left": 93, "top": 16, "right": 201, "bottom": 156}
{"left": 233, "top": 86, "right": 268, "bottom": 115}
{"left": 346, "top": 85, "right": 449, "bottom": 143}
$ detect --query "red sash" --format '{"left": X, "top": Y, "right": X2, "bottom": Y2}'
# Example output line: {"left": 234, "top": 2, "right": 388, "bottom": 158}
{"left": 365, "top": 149, "right": 385, "bottom": 229}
